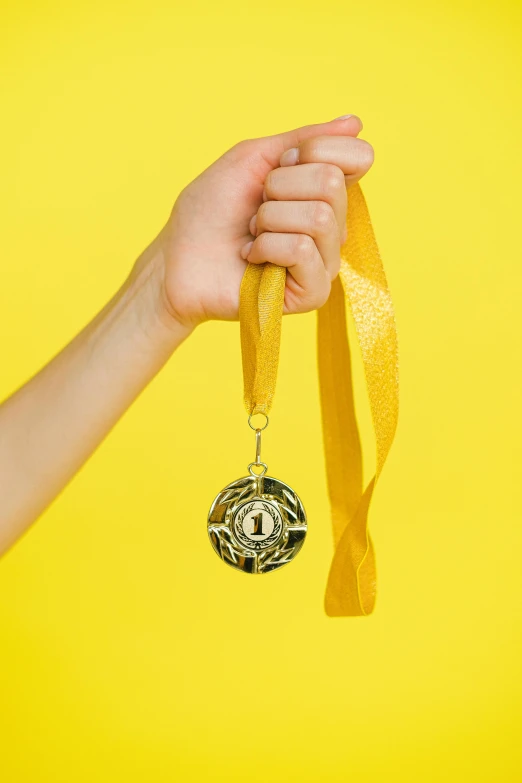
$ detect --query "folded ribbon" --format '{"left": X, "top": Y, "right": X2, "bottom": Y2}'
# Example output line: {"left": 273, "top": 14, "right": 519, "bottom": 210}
{"left": 239, "top": 182, "right": 399, "bottom": 616}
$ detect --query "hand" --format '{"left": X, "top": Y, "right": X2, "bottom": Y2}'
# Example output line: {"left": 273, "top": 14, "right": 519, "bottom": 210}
{"left": 137, "top": 115, "right": 374, "bottom": 332}
{"left": 0, "top": 116, "right": 374, "bottom": 553}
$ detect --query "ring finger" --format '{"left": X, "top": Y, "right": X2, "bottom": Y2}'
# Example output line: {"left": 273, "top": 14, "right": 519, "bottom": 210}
{"left": 250, "top": 200, "right": 341, "bottom": 280}
{"left": 241, "top": 230, "right": 330, "bottom": 313}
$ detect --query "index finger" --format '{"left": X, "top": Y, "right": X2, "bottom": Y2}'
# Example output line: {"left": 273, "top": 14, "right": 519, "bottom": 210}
{"left": 281, "top": 135, "right": 375, "bottom": 186}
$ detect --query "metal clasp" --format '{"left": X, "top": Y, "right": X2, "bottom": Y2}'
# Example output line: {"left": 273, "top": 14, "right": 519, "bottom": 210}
{"left": 247, "top": 414, "right": 269, "bottom": 478}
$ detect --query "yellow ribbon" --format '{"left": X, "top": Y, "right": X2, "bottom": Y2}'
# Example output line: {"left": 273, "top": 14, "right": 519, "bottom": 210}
{"left": 239, "top": 182, "right": 399, "bottom": 616}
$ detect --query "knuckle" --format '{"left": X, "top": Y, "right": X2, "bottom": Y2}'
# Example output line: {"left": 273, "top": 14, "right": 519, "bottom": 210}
{"left": 235, "top": 138, "right": 255, "bottom": 151}
{"left": 294, "top": 233, "right": 316, "bottom": 261}
{"left": 321, "top": 165, "right": 345, "bottom": 196}
{"left": 357, "top": 139, "right": 375, "bottom": 171}
{"left": 254, "top": 231, "right": 271, "bottom": 253}
{"left": 311, "top": 201, "right": 336, "bottom": 232}
{"left": 226, "top": 138, "right": 256, "bottom": 159}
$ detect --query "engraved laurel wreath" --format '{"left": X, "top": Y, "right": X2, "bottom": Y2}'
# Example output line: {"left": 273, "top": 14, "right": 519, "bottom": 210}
{"left": 234, "top": 500, "right": 282, "bottom": 550}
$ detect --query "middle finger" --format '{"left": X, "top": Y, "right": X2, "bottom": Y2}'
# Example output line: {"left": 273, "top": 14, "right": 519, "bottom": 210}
{"left": 251, "top": 200, "right": 341, "bottom": 280}
{"left": 264, "top": 163, "right": 347, "bottom": 243}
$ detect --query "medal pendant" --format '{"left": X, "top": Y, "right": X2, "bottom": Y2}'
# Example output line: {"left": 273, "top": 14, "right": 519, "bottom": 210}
{"left": 207, "top": 416, "right": 307, "bottom": 574}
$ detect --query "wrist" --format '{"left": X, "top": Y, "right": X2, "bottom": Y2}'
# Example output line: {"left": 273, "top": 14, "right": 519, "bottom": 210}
{"left": 124, "top": 241, "right": 195, "bottom": 352}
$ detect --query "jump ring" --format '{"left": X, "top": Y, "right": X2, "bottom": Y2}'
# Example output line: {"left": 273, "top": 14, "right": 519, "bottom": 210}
{"left": 248, "top": 413, "right": 269, "bottom": 431}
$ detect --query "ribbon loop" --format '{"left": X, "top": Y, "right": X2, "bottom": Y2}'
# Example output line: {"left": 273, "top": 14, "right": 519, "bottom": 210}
{"left": 239, "top": 261, "right": 286, "bottom": 416}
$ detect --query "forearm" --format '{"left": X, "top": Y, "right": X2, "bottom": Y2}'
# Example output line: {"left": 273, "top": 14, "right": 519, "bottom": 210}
{"left": 0, "top": 246, "right": 192, "bottom": 555}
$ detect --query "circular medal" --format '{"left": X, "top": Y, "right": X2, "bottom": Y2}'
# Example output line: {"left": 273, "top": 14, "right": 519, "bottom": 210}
{"left": 207, "top": 472, "right": 307, "bottom": 574}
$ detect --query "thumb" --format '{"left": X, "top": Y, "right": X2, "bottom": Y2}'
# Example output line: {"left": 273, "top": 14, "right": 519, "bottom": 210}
{"left": 260, "top": 114, "right": 363, "bottom": 167}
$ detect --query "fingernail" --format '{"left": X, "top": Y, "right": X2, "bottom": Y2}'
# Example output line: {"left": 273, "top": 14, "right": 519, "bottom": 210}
{"left": 262, "top": 188, "right": 268, "bottom": 202}
{"left": 241, "top": 240, "right": 254, "bottom": 259}
{"left": 280, "top": 147, "right": 299, "bottom": 166}
{"left": 249, "top": 214, "right": 257, "bottom": 235}
{"left": 332, "top": 114, "right": 354, "bottom": 121}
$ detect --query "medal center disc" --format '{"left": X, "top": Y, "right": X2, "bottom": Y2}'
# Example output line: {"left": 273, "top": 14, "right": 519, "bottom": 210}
{"left": 233, "top": 499, "right": 283, "bottom": 551}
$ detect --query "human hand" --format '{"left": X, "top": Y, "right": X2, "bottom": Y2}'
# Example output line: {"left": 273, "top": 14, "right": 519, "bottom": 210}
{"left": 137, "top": 115, "right": 374, "bottom": 333}
{"left": 0, "top": 116, "right": 374, "bottom": 552}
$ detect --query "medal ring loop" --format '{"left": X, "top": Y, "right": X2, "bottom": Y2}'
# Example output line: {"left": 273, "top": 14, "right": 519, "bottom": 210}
{"left": 248, "top": 413, "right": 269, "bottom": 431}
{"left": 248, "top": 461, "right": 268, "bottom": 477}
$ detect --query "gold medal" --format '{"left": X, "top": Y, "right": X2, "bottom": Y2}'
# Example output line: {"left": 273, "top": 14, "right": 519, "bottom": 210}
{"left": 207, "top": 414, "right": 307, "bottom": 574}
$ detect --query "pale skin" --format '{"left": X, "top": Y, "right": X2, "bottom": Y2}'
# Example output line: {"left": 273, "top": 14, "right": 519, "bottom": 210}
{"left": 0, "top": 114, "right": 374, "bottom": 556}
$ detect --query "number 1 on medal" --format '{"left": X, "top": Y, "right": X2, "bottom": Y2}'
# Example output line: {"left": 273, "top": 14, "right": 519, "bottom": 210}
{"left": 252, "top": 512, "right": 264, "bottom": 536}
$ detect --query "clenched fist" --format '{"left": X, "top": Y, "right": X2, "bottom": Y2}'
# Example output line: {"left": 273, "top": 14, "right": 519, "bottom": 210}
{"left": 133, "top": 115, "right": 374, "bottom": 333}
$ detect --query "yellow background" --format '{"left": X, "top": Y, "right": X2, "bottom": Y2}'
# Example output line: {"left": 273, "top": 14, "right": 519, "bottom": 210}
{"left": 1, "top": 1, "right": 521, "bottom": 780}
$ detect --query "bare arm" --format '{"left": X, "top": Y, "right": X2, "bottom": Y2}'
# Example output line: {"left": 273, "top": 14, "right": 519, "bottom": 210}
{"left": 0, "top": 243, "right": 191, "bottom": 555}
